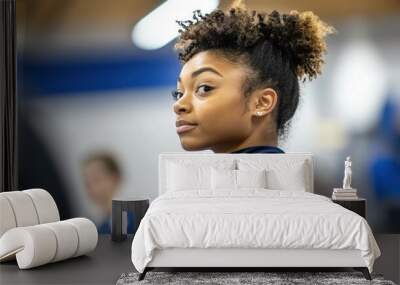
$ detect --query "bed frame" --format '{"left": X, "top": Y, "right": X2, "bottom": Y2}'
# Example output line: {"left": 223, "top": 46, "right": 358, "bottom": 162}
{"left": 140, "top": 248, "right": 371, "bottom": 280}
{"left": 138, "top": 153, "right": 372, "bottom": 281}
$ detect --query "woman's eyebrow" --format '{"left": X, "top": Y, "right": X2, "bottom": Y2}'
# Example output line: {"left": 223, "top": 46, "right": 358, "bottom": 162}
{"left": 177, "top": 67, "right": 223, "bottom": 83}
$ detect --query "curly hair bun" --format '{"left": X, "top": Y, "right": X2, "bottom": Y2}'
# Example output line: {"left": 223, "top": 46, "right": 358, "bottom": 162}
{"left": 174, "top": 2, "right": 335, "bottom": 82}
{"left": 261, "top": 9, "right": 336, "bottom": 81}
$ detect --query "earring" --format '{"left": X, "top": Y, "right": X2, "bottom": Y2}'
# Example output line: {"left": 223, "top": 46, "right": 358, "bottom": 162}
{"left": 256, "top": 111, "right": 263, "bottom": 116}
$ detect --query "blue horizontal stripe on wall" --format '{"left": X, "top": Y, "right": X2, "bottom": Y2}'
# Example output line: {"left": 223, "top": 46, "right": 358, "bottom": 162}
{"left": 19, "top": 53, "right": 181, "bottom": 96}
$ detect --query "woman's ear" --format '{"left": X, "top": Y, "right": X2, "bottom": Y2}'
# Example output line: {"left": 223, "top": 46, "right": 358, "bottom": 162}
{"left": 253, "top": 88, "right": 278, "bottom": 117}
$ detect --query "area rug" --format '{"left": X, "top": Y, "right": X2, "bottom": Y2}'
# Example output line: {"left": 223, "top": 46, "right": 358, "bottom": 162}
{"left": 116, "top": 271, "right": 396, "bottom": 285}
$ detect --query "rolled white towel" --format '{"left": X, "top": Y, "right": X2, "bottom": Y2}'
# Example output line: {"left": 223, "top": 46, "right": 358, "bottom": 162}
{"left": 0, "top": 196, "right": 17, "bottom": 237}
{"left": 65, "top": 218, "right": 98, "bottom": 257}
{"left": 0, "top": 189, "right": 60, "bottom": 239}
{"left": 0, "top": 218, "right": 98, "bottom": 269}
{"left": 42, "top": 221, "right": 79, "bottom": 262}
{"left": 0, "top": 191, "right": 39, "bottom": 228}
{"left": 0, "top": 225, "right": 57, "bottom": 268}
{"left": 23, "top": 189, "right": 60, "bottom": 224}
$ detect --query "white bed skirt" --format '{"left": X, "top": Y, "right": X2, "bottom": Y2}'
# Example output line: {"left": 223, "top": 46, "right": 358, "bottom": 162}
{"left": 147, "top": 248, "right": 366, "bottom": 268}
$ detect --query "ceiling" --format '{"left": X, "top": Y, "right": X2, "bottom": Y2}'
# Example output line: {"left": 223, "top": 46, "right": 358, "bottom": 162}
{"left": 16, "top": 0, "right": 400, "bottom": 53}
{"left": 17, "top": 0, "right": 400, "bottom": 31}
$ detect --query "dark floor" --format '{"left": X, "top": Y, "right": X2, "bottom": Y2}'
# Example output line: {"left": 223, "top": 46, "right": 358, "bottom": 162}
{"left": 373, "top": 234, "right": 400, "bottom": 284}
{"left": 0, "top": 234, "right": 399, "bottom": 285}
{"left": 0, "top": 235, "right": 134, "bottom": 285}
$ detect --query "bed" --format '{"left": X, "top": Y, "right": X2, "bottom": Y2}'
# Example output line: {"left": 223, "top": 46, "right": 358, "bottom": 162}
{"left": 131, "top": 153, "right": 381, "bottom": 281}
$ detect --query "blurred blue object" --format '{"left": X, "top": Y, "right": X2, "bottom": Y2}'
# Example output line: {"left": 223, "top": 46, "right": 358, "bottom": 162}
{"left": 370, "top": 93, "right": 400, "bottom": 199}
{"left": 98, "top": 210, "right": 136, "bottom": 234}
{"left": 20, "top": 53, "right": 180, "bottom": 96}
{"left": 371, "top": 157, "right": 400, "bottom": 199}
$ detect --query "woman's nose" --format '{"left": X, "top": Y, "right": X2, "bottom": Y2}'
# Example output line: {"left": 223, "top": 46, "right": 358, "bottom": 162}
{"left": 173, "top": 94, "right": 192, "bottom": 114}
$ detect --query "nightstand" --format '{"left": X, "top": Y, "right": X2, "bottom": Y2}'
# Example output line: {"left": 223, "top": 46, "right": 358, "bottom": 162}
{"left": 111, "top": 197, "right": 149, "bottom": 242}
{"left": 332, "top": 198, "right": 366, "bottom": 218}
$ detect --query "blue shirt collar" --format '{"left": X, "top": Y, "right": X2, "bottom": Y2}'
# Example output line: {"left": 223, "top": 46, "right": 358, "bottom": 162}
{"left": 230, "top": 145, "right": 285, "bottom": 154}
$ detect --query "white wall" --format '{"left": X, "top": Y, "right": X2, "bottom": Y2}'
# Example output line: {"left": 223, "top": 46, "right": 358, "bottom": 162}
{"left": 26, "top": 87, "right": 208, "bottom": 222}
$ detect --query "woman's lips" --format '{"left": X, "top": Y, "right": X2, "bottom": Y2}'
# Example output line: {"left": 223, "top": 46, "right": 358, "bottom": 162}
{"left": 176, "top": 124, "right": 197, "bottom": 134}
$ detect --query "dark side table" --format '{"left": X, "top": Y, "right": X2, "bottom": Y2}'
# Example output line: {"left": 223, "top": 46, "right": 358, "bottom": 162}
{"left": 112, "top": 197, "right": 149, "bottom": 242}
{"left": 332, "top": 198, "right": 366, "bottom": 218}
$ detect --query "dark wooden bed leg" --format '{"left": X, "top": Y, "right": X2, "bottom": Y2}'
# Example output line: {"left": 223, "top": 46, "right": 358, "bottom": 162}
{"left": 138, "top": 268, "right": 148, "bottom": 281}
{"left": 354, "top": 267, "right": 372, "bottom": 280}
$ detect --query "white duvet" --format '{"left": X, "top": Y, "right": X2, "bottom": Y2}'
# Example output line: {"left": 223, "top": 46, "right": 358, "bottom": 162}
{"left": 131, "top": 189, "right": 381, "bottom": 273}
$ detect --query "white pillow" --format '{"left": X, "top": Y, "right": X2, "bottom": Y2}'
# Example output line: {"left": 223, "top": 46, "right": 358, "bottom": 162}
{"left": 266, "top": 162, "right": 307, "bottom": 191}
{"left": 236, "top": 169, "right": 267, "bottom": 188}
{"left": 167, "top": 162, "right": 210, "bottom": 191}
{"left": 211, "top": 168, "right": 267, "bottom": 190}
{"left": 211, "top": 168, "right": 236, "bottom": 190}
{"left": 237, "top": 158, "right": 308, "bottom": 191}
{"left": 166, "top": 159, "right": 236, "bottom": 192}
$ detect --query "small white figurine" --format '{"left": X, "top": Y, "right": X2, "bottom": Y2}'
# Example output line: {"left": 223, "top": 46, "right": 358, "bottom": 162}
{"left": 342, "top": 156, "right": 352, "bottom": 189}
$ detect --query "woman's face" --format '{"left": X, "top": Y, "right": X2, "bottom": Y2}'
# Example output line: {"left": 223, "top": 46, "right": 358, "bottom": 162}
{"left": 173, "top": 50, "right": 259, "bottom": 153}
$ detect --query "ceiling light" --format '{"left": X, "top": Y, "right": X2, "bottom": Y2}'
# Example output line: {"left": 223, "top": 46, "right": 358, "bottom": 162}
{"left": 132, "top": 0, "right": 219, "bottom": 50}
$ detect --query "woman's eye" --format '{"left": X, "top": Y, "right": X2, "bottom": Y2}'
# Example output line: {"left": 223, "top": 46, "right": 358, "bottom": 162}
{"left": 196, "top": 85, "right": 213, "bottom": 95}
{"left": 171, "top": 85, "right": 213, "bottom": 101}
{"left": 171, "top": 90, "right": 183, "bottom": 101}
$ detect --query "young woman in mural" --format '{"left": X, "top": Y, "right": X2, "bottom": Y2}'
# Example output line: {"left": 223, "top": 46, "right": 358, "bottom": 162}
{"left": 171, "top": 0, "right": 335, "bottom": 154}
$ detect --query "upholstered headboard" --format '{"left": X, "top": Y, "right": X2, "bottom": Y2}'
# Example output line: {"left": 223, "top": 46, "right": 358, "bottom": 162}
{"left": 158, "top": 153, "right": 314, "bottom": 195}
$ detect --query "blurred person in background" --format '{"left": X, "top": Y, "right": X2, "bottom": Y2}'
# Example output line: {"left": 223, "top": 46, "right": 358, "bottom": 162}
{"left": 81, "top": 151, "right": 134, "bottom": 234}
